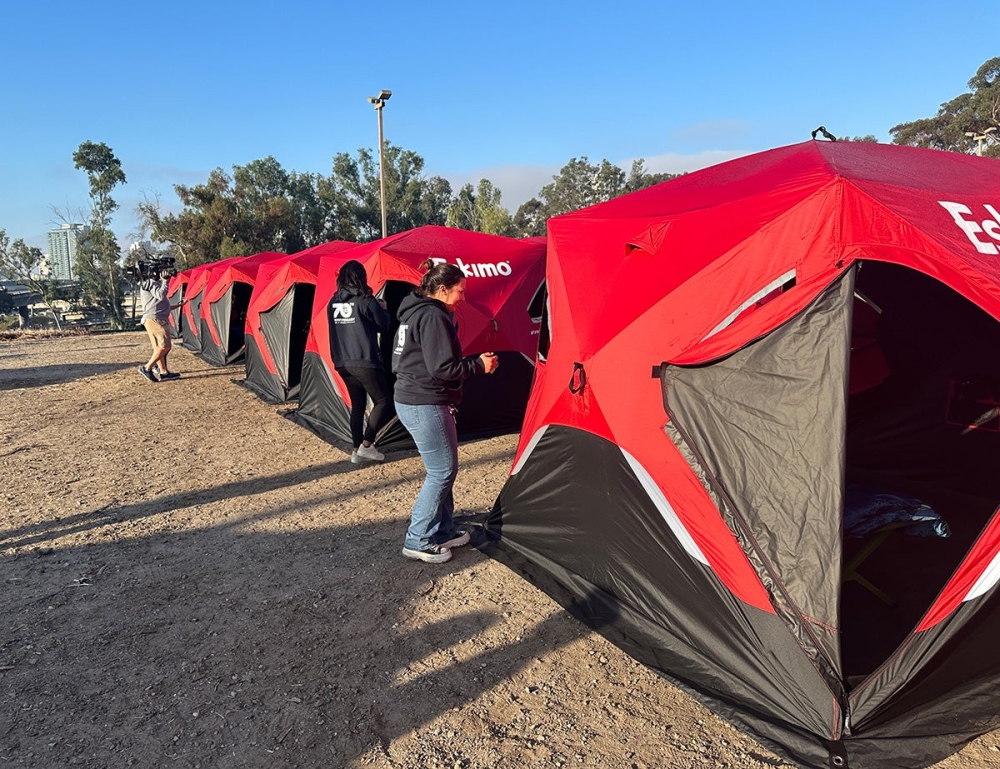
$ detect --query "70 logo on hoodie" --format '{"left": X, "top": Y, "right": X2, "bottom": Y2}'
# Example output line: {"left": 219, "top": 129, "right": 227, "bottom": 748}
{"left": 331, "top": 303, "right": 355, "bottom": 323}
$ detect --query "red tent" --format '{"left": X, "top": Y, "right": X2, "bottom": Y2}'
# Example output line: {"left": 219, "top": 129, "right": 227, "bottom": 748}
{"left": 290, "top": 225, "right": 547, "bottom": 450}
{"left": 198, "top": 252, "right": 286, "bottom": 366}
{"left": 242, "top": 240, "right": 356, "bottom": 403}
{"left": 484, "top": 141, "right": 1000, "bottom": 769}
{"left": 177, "top": 258, "right": 243, "bottom": 353}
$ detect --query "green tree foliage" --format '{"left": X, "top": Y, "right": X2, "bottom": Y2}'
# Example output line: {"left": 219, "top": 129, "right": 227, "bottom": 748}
{"left": 324, "top": 143, "right": 453, "bottom": 242}
{"left": 512, "top": 198, "right": 546, "bottom": 238}
{"left": 445, "top": 179, "right": 514, "bottom": 236}
{"left": 145, "top": 158, "right": 332, "bottom": 266}
{"left": 512, "top": 158, "right": 678, "bottom": 236}
{"left": 890, "top": 57, "right": 1000, "bottom": 158}
{"left": 172, "top": 168, "right": 247, "bottom": 262}
{"left": 140, "top": 145, "right": 688, "bottom": 255}
{"left": 0, "top": 228, "right": 63, "bottom": 329}
{"left": 72, "top": 141, "right": 127, "bottom": 329}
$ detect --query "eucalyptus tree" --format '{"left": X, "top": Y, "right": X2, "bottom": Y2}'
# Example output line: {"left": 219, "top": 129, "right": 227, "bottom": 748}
{"left": 72, "top": 141, "right": 127, "bottom": 328}
{"left": 325, "top": 143, "right": 453, "bottom": 242}
{"left": 445, "top": 179, "right": 514, "bottom": 236}
{"left": 512, "top": 157, "right": 678, "bottom": 237}
{"left": 891, "top": 57, "right": 1000, "bottom": 158}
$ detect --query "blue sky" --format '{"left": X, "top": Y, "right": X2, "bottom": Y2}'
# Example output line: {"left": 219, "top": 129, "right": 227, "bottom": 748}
{"left": 2, "top": 0, "right": 997, "bottom": 252}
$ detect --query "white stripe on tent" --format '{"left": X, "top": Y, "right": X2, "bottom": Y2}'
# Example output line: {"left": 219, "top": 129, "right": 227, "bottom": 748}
{"left": 702, "top": 268, "right": 797, "bottom": 341}
{"left": 964, "top": 548, "right": 1000, "bottom": 602}
{"left": 511, "top": 425, "right": 549, "bottom": 475}
{"left": 620, "top": 448, "right": 709, "bottom": 566}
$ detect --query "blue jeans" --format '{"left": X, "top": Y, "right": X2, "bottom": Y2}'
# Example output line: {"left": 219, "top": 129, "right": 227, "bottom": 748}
{"left": 395, "top": 402, "right": 458, "bottom": 550}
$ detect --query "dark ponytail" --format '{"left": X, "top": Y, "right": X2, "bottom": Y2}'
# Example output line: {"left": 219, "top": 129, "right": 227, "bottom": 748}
{"left": 417, "top": 259, "right": 465, "bottom": 297}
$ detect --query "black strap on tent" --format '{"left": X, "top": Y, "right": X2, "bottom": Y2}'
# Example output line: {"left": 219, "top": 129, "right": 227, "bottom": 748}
{"left": 569, "top": 362, "right": 587, "bottom": 394}
{"left": 811, "top": 125, "right": 838, "bottom": 141}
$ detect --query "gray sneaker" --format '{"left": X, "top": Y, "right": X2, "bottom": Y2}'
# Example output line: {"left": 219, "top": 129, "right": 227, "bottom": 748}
{"left": 402, "top": 545, "right": 452, "bottom": 564}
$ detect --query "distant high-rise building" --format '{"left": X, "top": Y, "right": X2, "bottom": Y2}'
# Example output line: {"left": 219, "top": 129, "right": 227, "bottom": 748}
{"left": 46, "top": 224, "right": 86, "bottom": 281}
{"left": 129, "top": 240, "right": 153, "bottom": 259}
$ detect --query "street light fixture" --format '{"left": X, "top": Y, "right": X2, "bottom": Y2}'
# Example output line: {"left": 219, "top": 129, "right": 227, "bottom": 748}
{"left": 964, "top": 126, "right": 997, "bottom": 157}
{"left": 367, "top": 89, "right": 392, "bottom": 237}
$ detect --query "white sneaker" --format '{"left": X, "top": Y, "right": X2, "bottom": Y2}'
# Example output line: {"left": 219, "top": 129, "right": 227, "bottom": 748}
{"left": 439, "top": 530, "right": 471, "bottom": 549}
{"left": 402, "top": 545, "right": 452, "bottom": 564}
{"left": 354, "top": 444, "right": 385, "bottom": 463}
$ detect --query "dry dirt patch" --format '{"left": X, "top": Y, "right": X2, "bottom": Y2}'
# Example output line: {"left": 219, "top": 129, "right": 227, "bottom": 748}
{"left": 1, "top": 333, "right": 998, "bottom": 768}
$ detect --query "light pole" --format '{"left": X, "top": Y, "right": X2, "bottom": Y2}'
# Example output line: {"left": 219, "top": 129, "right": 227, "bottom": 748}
{"left": 367, "top": 89, "right": 392, "bottom": 238}
{"left": 964, "top": 126, "right": 997, "bottom": 156}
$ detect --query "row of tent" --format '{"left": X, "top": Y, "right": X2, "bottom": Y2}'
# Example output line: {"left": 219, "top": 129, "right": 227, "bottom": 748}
{"left": 165, "top": 225, "right": 548, "bottom": 451}
{"left": 167, "top": 141, "right": 1000, "bottom": 769}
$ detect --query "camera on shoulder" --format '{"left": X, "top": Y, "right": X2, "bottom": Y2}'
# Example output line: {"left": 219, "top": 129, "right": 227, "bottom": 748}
{"left": 128, "top": 256, "right": 176, "bottom": 281}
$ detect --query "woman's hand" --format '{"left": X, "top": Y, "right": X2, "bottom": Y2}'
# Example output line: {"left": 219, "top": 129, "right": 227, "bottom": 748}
{"left": 480, "top": 352, "right": 499, "bottom": 374}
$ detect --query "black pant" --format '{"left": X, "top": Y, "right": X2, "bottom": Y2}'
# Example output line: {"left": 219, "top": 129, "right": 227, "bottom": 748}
{"left": 339, "top": 366, "right": 393, "bottom": 447}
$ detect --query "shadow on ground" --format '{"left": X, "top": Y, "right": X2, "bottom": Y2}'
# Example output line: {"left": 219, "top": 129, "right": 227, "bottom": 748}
{"left": 0, "top": 362, "right": 136, "bottom": 390}
{"left": 0, "top": 453, "right": 581, "bottom": 768}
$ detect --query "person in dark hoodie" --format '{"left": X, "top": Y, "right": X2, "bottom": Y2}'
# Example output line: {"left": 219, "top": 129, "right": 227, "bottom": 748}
{"left": 392, "top": 260, "right": 499, "bottom": 563}
{"left": 327, "top": 260, "right": 393, "bottom": 463}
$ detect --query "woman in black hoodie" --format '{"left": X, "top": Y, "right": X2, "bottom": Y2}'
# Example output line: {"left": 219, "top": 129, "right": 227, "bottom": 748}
{"left": 392, "top": 260, "right": 499, "bottom": 563}
{"left": 327, "top": 260, "right": 392, "bottom": 463}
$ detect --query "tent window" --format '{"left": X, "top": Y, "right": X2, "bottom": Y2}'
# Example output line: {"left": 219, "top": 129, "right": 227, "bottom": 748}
{"left": 227, "top": 281, "right": 253, "bottom": 356}
{"left": 286, "top": 283, "right": 315, "bottom": 390}
{"left": 527, "top": 280, "right": 550, "bottom": 362}
{"left": 702, "top": 270, "right": 796, "bottom": 341}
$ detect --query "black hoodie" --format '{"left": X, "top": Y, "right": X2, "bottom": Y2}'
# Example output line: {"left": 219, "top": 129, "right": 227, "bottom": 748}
{"left": 391, "top": 292, "right": 484, "bottom": 405}
{"left": 327, "top": 287, "right": 390, "bottom": 370}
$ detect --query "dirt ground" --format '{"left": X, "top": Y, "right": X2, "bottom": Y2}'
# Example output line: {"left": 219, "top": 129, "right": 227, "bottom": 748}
{"left": 2, "top": 332, "right": 1000, "bottom": 769}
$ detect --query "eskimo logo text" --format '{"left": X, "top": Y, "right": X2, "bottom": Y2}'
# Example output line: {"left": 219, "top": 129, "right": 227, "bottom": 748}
{"left": 939, "top": 201, "right": 1000, "bottom": 255}
{"left": 430, "top": 257, "right": 512, "bottom": 278}
{"left": 331, "top": 303, "right": 355, "bottom": 323}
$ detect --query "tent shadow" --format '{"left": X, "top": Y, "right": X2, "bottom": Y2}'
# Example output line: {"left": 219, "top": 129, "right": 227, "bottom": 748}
{"left": 0, "top": 508, "right": 589, "bottom": 767}
{"left": 0, "top": 461, "right": 356, "bottom": 549}
{"left": 0, "top": 362, "right": 134, "bottom": 390}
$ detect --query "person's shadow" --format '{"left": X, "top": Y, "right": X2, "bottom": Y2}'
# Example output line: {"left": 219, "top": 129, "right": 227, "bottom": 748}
{"left": 0, "top": 469, "right": 614, "bottom": 768}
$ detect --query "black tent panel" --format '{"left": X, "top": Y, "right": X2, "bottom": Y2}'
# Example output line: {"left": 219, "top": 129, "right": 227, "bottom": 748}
{"left": 288, "top": 351, "right": 353, "bottom": 449}
{"left": 180, "top": 289, "right": 204, "bottom": 352}
{"left": 242, "top": 336, "right": 289, "bottom": 404}
{"left": 199, "top": 313, "right": 228, "bottom": 367}
{"left": 202, "top": 284, "right": 232, "bottom": 366}
{"left": 200, "top": 282, "right": 254, "bottom": 366}
{"left": 168, "top": 285, "right": 184, "bottom": 339}
{"left": 662, "top": 272, "right": 855, "bottom": 687}
{"left": 482, "top": 424, "right": 839, "bottom": 768}
{"left": 257, "top": 286, "right": 296, "bottom": 394}
{"left": 257, "top": 282, "right": 316, "bottom": 397}
{"left": 457, "top": 352, "right": 535, "bottom": 439}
